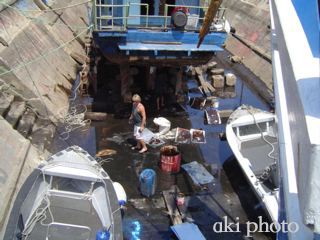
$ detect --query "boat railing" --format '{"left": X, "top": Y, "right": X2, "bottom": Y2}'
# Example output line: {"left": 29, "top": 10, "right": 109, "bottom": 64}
{"left": 40, "top": 160, "right": 108, "bottom": 181}
{"left": 93, "top": 1, "right": 227, "bottom": 32}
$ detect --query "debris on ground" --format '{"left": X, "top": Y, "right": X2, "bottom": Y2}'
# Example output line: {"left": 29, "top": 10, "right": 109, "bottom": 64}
{"left": 96, "top": 148, "right": 117, "bottom": 157}
{"left": 175, "top": 127, "right": 192, "bottom": 143}
{"left": 190, "top": 129, "right": 206, "bottom": 143}
{"left": 163, "top": 186, "right": 183, "bottom": 225}
{"left": 205, "top": 108, "right": 221, "bottom": 125}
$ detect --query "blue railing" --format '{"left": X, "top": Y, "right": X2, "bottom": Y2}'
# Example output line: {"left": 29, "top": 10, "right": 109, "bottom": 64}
{"left": 93, "top": 1, "right": 226, "bottom": 32}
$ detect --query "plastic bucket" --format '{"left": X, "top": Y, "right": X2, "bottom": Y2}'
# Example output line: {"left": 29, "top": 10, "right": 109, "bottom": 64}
{"left": 160, "top": 145, "right": 181, "bottom": 173}
{"left": 139, "top": 169, "right": 156, "bottom": 197}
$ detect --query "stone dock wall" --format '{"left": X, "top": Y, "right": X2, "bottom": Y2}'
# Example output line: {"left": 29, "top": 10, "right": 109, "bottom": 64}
{"left": 0, "top": 0, "right": 89, "bottom": 236}
{"left": 222, "top": 0, "right": 273, "bottom": 103}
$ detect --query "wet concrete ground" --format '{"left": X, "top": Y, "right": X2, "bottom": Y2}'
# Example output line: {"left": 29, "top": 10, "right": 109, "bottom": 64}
{"left": 51, "top": 60, "right": 275, "bottom": 239}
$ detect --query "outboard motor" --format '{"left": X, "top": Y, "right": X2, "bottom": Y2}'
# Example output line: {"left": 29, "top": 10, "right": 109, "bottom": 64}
{"left": 171, "top": 7, "right": 188, "bottom": 29}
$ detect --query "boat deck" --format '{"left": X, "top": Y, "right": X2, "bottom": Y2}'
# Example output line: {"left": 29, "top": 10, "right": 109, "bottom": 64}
{"left": 240, "top": 136, "right": 278, "bottom": 176}
{"left": 27, "top": 196, "right": 102, "bottom": 240}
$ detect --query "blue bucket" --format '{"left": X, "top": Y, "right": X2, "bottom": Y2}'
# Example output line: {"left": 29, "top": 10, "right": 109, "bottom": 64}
{"left": 139, "top": 169, "right": 156, "bottom": 197}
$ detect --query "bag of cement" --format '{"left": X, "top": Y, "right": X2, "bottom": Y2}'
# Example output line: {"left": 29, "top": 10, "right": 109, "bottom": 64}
{"left": 153, "top": 117, "right": 171, "bottom": 136}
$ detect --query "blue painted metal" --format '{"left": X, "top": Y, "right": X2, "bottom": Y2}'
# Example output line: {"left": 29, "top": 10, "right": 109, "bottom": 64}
{"left": 93, "top": 0, "right": 228, "bottom": 59}
{"left": 98, "top": 29, "right": 226, "bottom": 45}
{"left": 94, "top": 29, "right": 227, "bottom": 56}
{"left": 118, "top": 42, "right": 222, "bottom": 52}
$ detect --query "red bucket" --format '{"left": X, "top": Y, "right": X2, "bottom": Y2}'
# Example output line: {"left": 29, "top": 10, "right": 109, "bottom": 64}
{"left": 160, "top": 145, "right": 181, "bottom": 173}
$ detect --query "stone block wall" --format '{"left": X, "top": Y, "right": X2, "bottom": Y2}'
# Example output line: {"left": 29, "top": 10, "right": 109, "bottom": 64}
{"left": 0, "top": 0, "right": 90, "bottom": 236}
{"left": 222, "top": 0, "right": 273, "bottom": 93}
{"left": 0, "top": 0, "right": 88, "bottom": 117}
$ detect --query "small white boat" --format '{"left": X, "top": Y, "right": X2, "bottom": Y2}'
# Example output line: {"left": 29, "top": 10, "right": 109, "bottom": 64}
{"left": 226, "top": 105, "right": 279, "bottom": 223}
{"left": 4, "top": 146, "right": 126, "bottom": 240}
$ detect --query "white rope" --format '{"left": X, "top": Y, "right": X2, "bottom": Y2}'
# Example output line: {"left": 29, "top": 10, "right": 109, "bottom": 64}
{"left": 58, "top": 104, "right": 91, "bottom": 140}
{"left": 247, "top": 108, "right": 277, "bottom": 160}
{"left": 22, "top": 194, "right": 54, "bottom": 239}
{"left": 96, "top": 157, "right": 114, "bottom": 165}
{"left": 69, "top": 75, "right": 82, "bottom": 102}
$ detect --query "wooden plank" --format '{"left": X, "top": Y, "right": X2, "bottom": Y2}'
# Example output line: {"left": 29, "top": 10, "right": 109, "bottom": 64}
{"left": 205, "top": 81, "right": 215, "bottom": 93}
{"left": 85, "top": 112, "right": 107, "bottom": 121}
{"left": 162, "top": 186, "right": 183, "bottom": 225}
{"left": 195, "top": 67, "right": 215, "bottom": 96}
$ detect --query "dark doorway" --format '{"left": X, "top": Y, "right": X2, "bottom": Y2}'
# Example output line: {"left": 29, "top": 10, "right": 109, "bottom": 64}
{"left": 159, "top": 0, "right": 176, "bottom": 15}
{"left": 141, "top": 0, "right": 154, "bottom": 15}
{"left": 166, "top": 0, "right": 175, "bottom": 16}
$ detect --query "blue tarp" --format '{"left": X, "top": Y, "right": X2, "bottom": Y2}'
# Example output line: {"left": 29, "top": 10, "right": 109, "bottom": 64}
{"left": 181, "top": 161, "right": 214, "bottom": 185}
{"left": 171, "top": 223, "right": 206, "bottom": 240}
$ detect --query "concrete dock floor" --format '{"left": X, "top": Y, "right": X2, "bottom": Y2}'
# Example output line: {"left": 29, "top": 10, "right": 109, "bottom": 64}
{"left": 51, "top": 68, "right": 275, "bottom": 239}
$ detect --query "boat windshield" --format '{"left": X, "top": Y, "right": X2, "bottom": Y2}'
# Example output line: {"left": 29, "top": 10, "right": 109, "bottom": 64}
{"left": 236, "top": 122, "right": 268, "bottom": 137}
{"left": 51, "top": 176, "right": 95, "bottom": 194}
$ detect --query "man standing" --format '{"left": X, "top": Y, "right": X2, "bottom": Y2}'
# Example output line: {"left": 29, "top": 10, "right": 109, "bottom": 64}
{"left": 129, "top": 94, "right": 148, "bottom": 153}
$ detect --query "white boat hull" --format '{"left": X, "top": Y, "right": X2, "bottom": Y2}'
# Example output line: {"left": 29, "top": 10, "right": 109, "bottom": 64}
{"left": 226, "top": 105, "right": 279, "bottom": 223}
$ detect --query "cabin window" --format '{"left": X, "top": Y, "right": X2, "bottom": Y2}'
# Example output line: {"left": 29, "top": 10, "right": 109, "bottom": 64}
{"left": 238, "top": 122, "right": 268, "bottom": 137}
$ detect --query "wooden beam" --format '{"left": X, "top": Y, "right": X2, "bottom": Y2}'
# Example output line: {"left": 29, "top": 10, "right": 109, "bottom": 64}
{"left": 85, "top": 112, "right": 107, "bottom": 121}
{"left": 162, "top": 186, "right": 183, "bottom": 225}
{"left": 195, "top": 67, "right": 215, "bottom": 96}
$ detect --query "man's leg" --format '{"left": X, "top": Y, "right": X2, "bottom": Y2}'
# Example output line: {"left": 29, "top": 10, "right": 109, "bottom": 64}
{"left": 132, "top": 126, "right": 142, "bottom": 150}
{"left": 139, "top": 140, "right": 148, "bottom": 153}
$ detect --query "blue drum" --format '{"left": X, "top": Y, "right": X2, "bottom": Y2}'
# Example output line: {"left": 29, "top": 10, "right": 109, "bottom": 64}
{"left": 139, "top": 169, "right": 156, "bottom": 197}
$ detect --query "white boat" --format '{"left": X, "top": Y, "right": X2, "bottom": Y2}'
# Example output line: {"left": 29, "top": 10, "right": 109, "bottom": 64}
{"left": 226, "top": 105, "right": 279, "bottom": 223}
{"left": 270, "top": 0, "right": 320, "bottom": 238}
{"left": 4, "top": 146, "right": 126, "bottom": 240}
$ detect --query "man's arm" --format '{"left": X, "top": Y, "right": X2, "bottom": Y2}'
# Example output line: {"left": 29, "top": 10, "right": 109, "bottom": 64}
{"left": 138, "top": 104, "right": 146, "bottom": 131}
